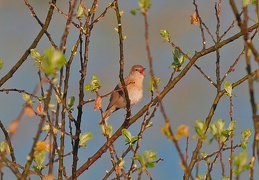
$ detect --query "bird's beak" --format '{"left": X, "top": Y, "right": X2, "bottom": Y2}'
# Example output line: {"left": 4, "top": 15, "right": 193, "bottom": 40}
{"left": 140, "top": 68, "right": 146, "bottom": 76}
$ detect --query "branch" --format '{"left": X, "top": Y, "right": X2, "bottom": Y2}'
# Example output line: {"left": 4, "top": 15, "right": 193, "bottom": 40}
{"left": 0, "top": 0, "right": 57, "bottom": 87}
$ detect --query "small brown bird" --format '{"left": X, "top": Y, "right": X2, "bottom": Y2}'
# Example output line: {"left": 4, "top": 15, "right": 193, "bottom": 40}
{"left": 101, "top": 65, "right": 145, "bottom": 123}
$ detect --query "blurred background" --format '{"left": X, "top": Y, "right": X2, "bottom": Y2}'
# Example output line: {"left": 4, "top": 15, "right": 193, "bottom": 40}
{"left": 0, "top": 0, "right": 259, "bottom": 179}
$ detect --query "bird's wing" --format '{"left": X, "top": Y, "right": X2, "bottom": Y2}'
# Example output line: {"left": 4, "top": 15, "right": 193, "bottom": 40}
{"left": 106, "top": 83, "right": 123, "bottom": 111}
{"left": 106, "top": 77, "right": 132, "bottom": 111}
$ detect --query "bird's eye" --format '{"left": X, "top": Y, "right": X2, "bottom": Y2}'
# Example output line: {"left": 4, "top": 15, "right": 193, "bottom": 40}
{"left": 135, "top": 68, "right": 138, "bottom": 71}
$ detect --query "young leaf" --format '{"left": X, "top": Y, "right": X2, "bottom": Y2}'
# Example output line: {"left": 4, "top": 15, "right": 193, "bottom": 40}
{"left": 170, "top": 48, "right": 187, "bottom": 71}
{"left": 233, "top": 151, "right": 250, "bottom": 175}
{"left": 84, "top": 84, "right": 93, "bottom": 91}
{"left": 0, "top": 59, "right": 4, "bottom": 70}
{"left": 133, "top": 150, "right": 158, "bottom": 171}
{"left": 160, "top": 29, "right": 170, "bottom": 42}
{"left": 101, "top": 124, "right": 113, "bottom": 138}
{"left": 79, "top": 132, "right": 93, "bottom": 148}
{"left": 122, "top": 129, "right": 138, "bottom": 146}
{"left": 30, "top": 49, "right": 41, "bottom": 62}
{"left": 176, "top": 124, "right": 190, "bottom": 140}
{"left": 34, "top": 150, "right": 46, "bottom": 170}
{"left": 228, "top": 120, "right": 236, "bottom": 131}
{"left": 143, "top": 150, "right": 157, "bottom": 162}
{"left": 91, "top": 75, "right": 101, "bottom": 90}
{"left": 242, "top": 0, "right": 251, "bottom": 7}
{"left": 22, "top": 93, "right": 33, "bottom": 106}
{"left": 0, "top": 141, "right": 10, "bottom": 154}
{"left": 41, "top": 47, "right": 67, "bottom": 76}
{"left": 122, "top": 129, "right": 132, "bottom": 144}
{"left": 68, "top": 96, "right": 75, "bottom": 110}
{"left": 42, "top": 124, "right": 58, "bottom": 135}
{"left": 77, "top": 4, "right": 84, "bottom": 19}
{"left": 85, "top": 75, "right": 101, "bottom": 92}
{"left": 130, "top": 8, "right": 138, "bottom": 15}
{"left": 138, "top": 0, "right": 151, "bottom": 13}
{"left": 241, "top": 128, "right": 252, "bottom": 140}
{"left": 194, "top": 119, "right": 207, "bottom": 141}
{"left": 224, "top": 81, "right": 232, "bottom": 97}
{"left": 160, "top": 122, "right": 171, "bottom": 139}
{"left": 133, "top": 154, "right": 145, "bottom": 170}
{"left": 147, "top": 76, "right": 160, "bottom": 92}
{"left": 241, "top": 128, "right": 252, "bottom": 149}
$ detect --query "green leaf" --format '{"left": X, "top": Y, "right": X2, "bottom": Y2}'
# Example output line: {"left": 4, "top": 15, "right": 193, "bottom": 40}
{"left": 22, "top": 93, "right": 30, "bottom": 102}
{"left": 133, "top": 150, "right": 157, "bottom": 171}
{"left": 160, "top": 29, "right": 170, "bottom": 42}
{"left": 79, "top": 132, "right": 93, "bottom": 148}
{"left": 228, "top": 120, "right": 236, "bottom": 131}
{"left": 0, "top": 141, "right": 10, "bottom": 154}
{"left": 145, "top": 121, "right": 153, "bottom": 129}
{"left": 138, "top": 0, "right": 151, "bottom": 13}
{"left": 224, "top": 81, "right": 232, "bottom": 97}
{"left": 122, "top": 129, "right": 132, "bottom": 143}
{"left": 68, "top": 96, "right": 75, "bottom": 110}
{"left": 42, "top": 124, "right": 58, "bottom": 135}
{"left": 119, "top": 158, "right": 125, "bottom": 168}
{"left": 241, "top": 128, "right": 252, "bottom": 149}
{"left": 241, "top": 128, "right": 252, "bottom": 140}
{"left": 84, "top": 84, "right": 93, "bottom": 91}
{"left": 130, "top": 8, "right": 138, "bottom": 15}
{"left": 194, "top": 119, "right": 207, "bottom": 141}
{"left": 200, "top": 152, "right": 207, "bottom": 159}
{"left": 161, "top": 123, "right": 171, "bottom": 139}
{"left": 91, "top": 75, "right": 101, "bottom": 90}
{"left": 22, "top": 93, "right": 33, "bottom": 106}
{"left": 146, "top": 161, "right": 155, "bottom": 168}
{"left": 42, "top": 47, "right": 67, "bottom": 76}
{"left": 170, "top": 48, "right": 187, "bottom": 71}
{"left": 147, "top": 76, "right": 160, "bottom": 92}
{"left": 133, "top": 154, "right": 145, "bottom": 170}
{"left": 233, "top": 151, "right": 250, "bottom": 175}
{"left": 122, "top": 129, "right": 138, "bottom": 146}
{"left": 85, "top": 75, "right": 101, "bottom": 92}
{"left": 209, "top": 119, "right": 225, "bottom": 140}
{"left": 251, "top": 0, "right": 257, "bottom": 5}
{"left": 30, "top": 49, "right": 41, "bottom": 62}
{"left": 130, "top": 136, "right": 139, "bottom": 145}
{"left": 101, "top": 124, "right": 113, "bottom": 138}
{"left": 143, "top": 150, "right": 157, "bottom": 161}
{"left": 241, "top": 142, "right": 247, "bottom": 149}
{"left": 34, "top": 150, "right": 46, "bottom": 170}
{"left": 242, "top": 0, "right": 251, "bottom": 7}
{"left": 77, "top": 4, "right": 84, "bottom": 19}
{"left": 0, "top": 59, "right": 4, "bottom": 70}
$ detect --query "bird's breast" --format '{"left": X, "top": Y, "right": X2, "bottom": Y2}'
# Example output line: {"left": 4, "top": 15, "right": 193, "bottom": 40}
{"left": 128, "top": 87, "right": 143, "bottom": 105}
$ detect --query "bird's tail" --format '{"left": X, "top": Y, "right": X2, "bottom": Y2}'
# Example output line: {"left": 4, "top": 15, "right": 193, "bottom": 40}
{"left": 99, "top": 107, "right": 115, "bottom": 124}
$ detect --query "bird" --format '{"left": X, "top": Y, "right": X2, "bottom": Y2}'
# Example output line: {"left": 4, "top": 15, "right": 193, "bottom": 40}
{"left": 100, "top": 65, "right": 145, "bottom": 124}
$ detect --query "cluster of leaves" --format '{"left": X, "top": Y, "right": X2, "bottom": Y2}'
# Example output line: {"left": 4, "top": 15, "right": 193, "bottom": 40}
{"left": 122, "top": 129, "right": 139, "bottom": 146}
{"left": 194, "top": 118, "right": 252, "bottom": 177}
{"left": 84, "top": 75, "right": 101, "bottom": 92}
{"left": 130, "top": 0, "right": 151, "bottom": 15}
{"left": 147, "top": 76, "right": 160, "bottom": 92}
{"left": 121, "top": 129, "right": 158, "bottom": 171}
{"left": 133, "top": 150, "right": 157, "bottom": 171}
{"left": 30, "top": 48, "right": 66, "bottom": 77}
{"left": 160, "top": 29, "right": 188, "bottom": 71}
{"left": 32, "top": 126, "right": 93, "bottom": 171}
